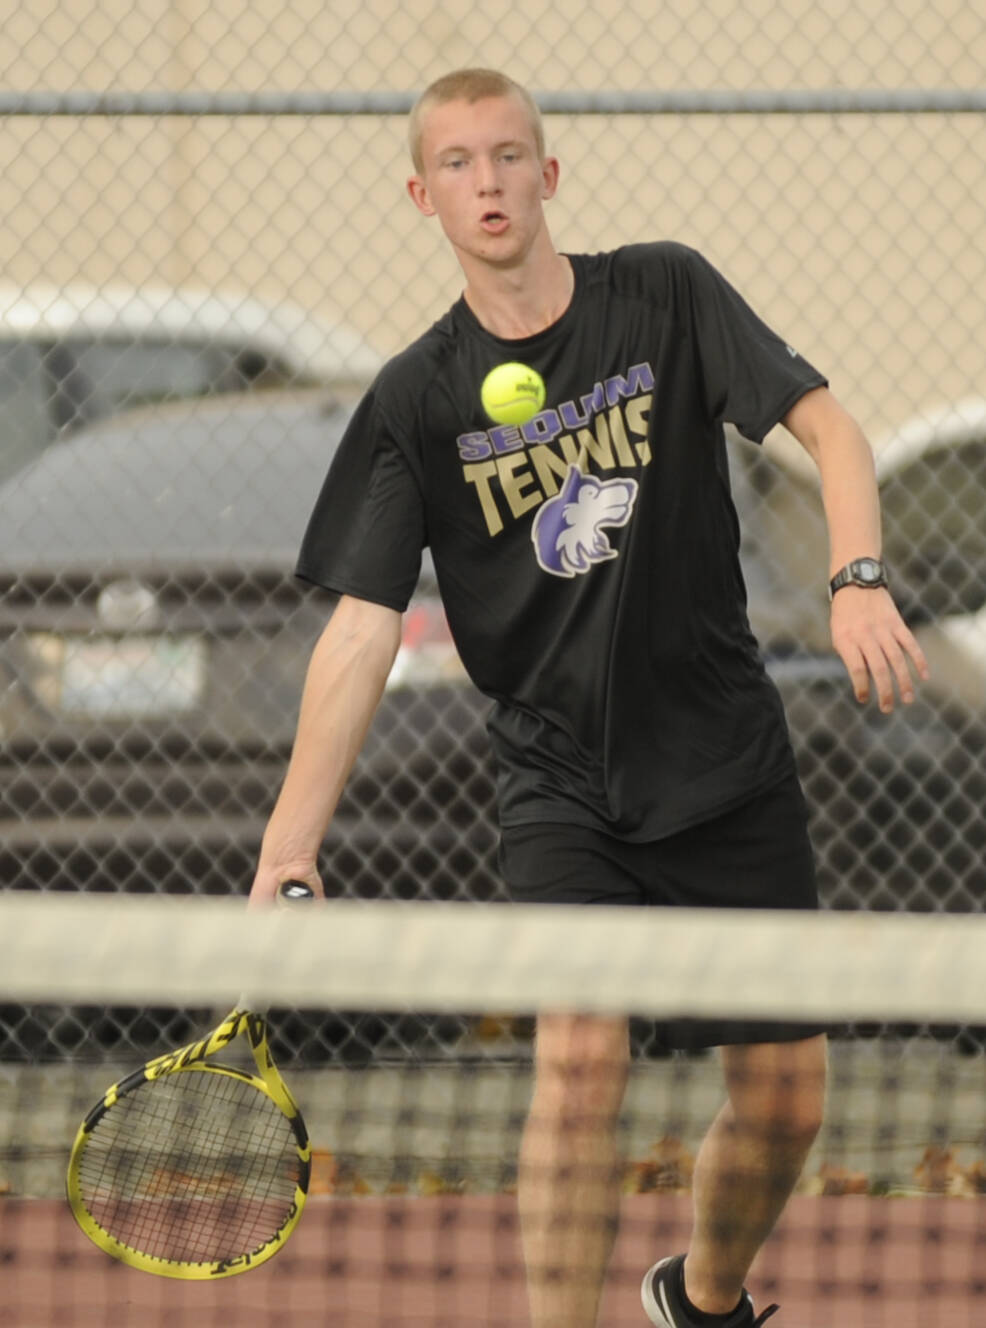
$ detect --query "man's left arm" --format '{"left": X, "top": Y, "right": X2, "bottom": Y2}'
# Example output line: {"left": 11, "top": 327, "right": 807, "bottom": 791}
{"left": 782, "top": 386, "right": 930, "bottom": 713}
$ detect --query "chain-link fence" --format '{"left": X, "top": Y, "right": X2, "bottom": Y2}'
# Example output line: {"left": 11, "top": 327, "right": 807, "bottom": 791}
{"left": 2, "top": 1, "right": 985, "bottom": 1060}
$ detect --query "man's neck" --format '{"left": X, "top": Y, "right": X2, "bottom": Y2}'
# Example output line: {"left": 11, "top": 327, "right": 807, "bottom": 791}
{"left": 462, "top": 250, "right": 574, "bottom": 341}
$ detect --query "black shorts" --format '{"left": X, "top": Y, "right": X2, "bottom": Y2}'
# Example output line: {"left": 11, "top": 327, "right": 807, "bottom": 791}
{"left": 498, "top": 770, "right": 824, "bottom": 1050}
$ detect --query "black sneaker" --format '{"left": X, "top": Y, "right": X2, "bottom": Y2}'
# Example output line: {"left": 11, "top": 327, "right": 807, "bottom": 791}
{"left": 641, "top": 1254, "right": 779, "bottom": 1327}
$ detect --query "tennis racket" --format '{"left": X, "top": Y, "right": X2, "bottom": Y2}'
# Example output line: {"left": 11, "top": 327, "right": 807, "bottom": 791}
{"left": 66, "top": 879, "right": 317, "bottom": 1279}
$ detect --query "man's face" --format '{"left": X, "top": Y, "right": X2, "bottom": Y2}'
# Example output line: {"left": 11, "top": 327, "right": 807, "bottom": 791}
{"left": 407, "top": 94, "right": 559, "bottom": 269}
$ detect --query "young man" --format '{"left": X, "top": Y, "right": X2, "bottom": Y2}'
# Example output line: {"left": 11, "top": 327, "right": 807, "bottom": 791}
{"left": 250, "top": 69, "right": 928, "bottom": 1328}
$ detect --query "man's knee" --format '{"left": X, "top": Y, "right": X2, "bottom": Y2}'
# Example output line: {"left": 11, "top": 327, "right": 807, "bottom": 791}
{"left": 722, "top": 1033, "right": 827, "bottom": 1145}
{"left": 531, "top": 1013, "right": 630, "bottom": 1120}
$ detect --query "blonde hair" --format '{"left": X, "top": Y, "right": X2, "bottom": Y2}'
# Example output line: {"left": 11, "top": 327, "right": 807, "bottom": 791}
{"left": 408, "top": 68, "right": 545, "bottom": 173}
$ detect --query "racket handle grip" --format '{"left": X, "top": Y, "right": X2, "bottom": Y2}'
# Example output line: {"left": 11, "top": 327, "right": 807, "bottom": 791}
{"left": 276, "top": 879, "right": 316, "bottom": 905}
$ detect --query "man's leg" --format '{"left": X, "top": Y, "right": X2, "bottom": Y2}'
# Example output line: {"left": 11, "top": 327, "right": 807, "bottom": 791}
{"left": 684, "top": 1033, "right": 828, "bottom": 1314}
{"left": 518, "top": 1012, "right": 631, "bottom": 1328}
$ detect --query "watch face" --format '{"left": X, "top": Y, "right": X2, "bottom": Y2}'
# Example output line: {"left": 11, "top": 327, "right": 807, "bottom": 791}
{"left": 856, "top": 559, "right": 883, "bottom": 583}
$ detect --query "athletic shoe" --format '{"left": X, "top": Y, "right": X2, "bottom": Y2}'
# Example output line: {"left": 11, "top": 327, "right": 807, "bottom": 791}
{"left": 641, "top": 1254, "right": 779, "bottom": 1327}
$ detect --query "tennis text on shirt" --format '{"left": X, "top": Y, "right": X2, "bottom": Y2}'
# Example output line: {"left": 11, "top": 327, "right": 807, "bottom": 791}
{"left": 456, "top": 361, "right": 651, "bottom": 530}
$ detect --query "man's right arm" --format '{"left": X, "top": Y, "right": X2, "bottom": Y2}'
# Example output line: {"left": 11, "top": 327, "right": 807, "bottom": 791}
{"left": 248, "top": 593, "right": 402, "bottom": 905}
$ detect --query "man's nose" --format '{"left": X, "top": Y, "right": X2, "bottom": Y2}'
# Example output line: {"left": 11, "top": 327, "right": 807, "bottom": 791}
{"left": 475, "top": 156, "right": 501, "bottom": 192}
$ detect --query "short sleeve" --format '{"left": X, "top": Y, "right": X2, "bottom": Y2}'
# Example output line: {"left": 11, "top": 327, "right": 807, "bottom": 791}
{"left": 680, "top": 248, "right": 828, "bottom": 443}
{"left": 295, "top": 388, "right": 425, "bottom": 612}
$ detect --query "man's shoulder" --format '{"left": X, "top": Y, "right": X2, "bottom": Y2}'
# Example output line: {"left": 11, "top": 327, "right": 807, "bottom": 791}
{"left": 375, "top": 308, "right": 459, "bottom": 403}
{"left": 578, "top": 240, "right": 710, "bottom": 300}
{"left": 612, "top": 240, "right": 710, "bottom": 284}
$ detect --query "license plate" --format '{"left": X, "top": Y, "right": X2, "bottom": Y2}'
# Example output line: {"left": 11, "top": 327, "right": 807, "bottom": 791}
{"left": 41, "top": 635, "right": 207, "bottom": 719}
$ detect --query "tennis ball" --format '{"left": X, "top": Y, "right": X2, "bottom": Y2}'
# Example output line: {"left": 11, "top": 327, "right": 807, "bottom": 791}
{"left": 480, "top": 362, "right": 546, "bottom": 426}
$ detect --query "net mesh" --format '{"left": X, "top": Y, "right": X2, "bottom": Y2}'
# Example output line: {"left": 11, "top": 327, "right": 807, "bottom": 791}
{"left": 1, "top": 893, "right": 985, "bottom": 1327}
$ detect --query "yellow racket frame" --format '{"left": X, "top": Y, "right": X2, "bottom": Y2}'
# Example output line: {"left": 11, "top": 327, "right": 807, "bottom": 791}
{"left": 66, "top": 1007, "right": 311, "bottom": 1279}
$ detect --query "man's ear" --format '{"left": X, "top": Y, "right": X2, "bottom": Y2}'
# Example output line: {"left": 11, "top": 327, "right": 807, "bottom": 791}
{"left": 541, "top": 155, "right": 560, "bottom": 201}
{"left": 407, "top": 175, "right": 436, "bottom": 217}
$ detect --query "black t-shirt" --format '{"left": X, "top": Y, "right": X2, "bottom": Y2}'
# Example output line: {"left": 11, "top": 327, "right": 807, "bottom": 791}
{"left": 297, "top": 242, "right": 827, "bottom": 840}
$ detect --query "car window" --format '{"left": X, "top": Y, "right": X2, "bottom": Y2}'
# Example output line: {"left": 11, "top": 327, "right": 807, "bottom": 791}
{"left": 0, "top": 335, "right": 308, "bottom": 484}
{"left": 0, "top": 341, "right": 55, "bottom": 482}
{"left": 68, "top": 339, "right": 302, "bottom": 417}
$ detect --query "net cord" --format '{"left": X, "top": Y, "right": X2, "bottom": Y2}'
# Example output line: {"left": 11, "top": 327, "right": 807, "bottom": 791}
{"left": 2, "top": 893, "right": 983, "bottom": 1023}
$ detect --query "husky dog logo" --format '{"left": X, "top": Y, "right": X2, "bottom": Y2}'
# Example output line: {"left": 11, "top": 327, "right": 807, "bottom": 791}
{"left": 532, "top": 465, "right": 639, "bottom": 578}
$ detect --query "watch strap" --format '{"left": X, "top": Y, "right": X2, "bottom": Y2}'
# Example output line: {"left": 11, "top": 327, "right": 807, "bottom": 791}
{"left": 829, "top": 558, "right": 888, "bottom": 598}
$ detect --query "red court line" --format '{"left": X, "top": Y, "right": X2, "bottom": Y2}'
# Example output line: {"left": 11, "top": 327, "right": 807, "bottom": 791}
{"left": 2, "top": 1194, "right": 983, "bottom": 1326}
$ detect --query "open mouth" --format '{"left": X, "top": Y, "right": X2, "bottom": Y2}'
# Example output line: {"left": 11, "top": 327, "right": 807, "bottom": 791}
{"left": 480, "top": 210, "right": 508, "bottom": 229}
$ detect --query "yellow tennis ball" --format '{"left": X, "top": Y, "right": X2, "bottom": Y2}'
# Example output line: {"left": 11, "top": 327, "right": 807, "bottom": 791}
{"left": 480, "top": 362, "right": 546, "bottom": 426}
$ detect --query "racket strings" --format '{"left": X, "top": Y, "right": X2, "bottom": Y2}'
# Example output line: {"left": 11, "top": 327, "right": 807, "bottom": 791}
{"left": 77, "top": 1070, "right": 301, "bottom": 1263}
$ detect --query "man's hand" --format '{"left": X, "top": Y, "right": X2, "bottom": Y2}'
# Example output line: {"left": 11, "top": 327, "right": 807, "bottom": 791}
{"left": 830, "top": 586, "right": 930, "bottom": 712}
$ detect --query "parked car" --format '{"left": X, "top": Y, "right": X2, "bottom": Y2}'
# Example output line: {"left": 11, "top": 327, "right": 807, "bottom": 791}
{"left": 739, "top": 398, "right": 986, "bottom": 644}
{"left": 729, "top": 401, "right": 986, "bottom": 914}
{"left": 0, "top": 282, "right": 384, "bottom": 483}
{"left": 0, "top": 389, "right": 491, "bottom": 905}
{"left": 729, "top": 435, "right": 986, "bottom": 914}
{"left": 0, "top": 391, "right": 983, "bottom": 1057}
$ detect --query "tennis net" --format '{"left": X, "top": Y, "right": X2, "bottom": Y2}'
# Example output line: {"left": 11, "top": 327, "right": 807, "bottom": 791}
{"left": 2, "top": 892, "right": 984, "bottom": 1327}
